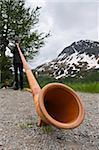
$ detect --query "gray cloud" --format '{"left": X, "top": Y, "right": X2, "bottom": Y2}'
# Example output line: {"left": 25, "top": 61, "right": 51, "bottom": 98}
{"left": 46, "top": 2, "right": 97, "bottom": 31}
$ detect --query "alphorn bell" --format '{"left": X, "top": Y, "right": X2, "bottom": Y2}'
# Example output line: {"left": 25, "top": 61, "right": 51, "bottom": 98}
{"left": 16, "top": 43, "right": 84, "bottom": 129}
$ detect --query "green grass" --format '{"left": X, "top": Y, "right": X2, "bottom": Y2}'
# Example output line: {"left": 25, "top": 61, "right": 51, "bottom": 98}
{"left": 19, "top": 121, "right": 33, "bottom": 129}
{"left": 65, "top": 82, "right": 99, "bottom": 93}
{"left": 37, "top": 76, "right": 99, "bottom": 93}
{"left": 24, "top": 74, "right": 99, "bottom": 93}
{"left": 42, "top": 125, "right": 53, "bottom": 133}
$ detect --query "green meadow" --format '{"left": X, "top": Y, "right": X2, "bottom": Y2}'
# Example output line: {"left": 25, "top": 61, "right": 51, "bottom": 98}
{"left": 35, "top": 73, "right": 99, "bottom": 93}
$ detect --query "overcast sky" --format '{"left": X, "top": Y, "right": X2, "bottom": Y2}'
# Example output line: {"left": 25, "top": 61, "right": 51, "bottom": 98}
{"left": 25, "top": 0, "right": 99, "bottom": 69}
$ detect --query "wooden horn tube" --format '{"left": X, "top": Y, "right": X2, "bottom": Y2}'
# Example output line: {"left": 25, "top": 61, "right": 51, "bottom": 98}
{"left": 16, "top": 43, "right": 84, "bottom": 129}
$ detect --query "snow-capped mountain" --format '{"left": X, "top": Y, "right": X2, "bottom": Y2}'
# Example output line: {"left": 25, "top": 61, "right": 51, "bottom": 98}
{"left": 36, "top": 40, "right": 99, "bottom": 79}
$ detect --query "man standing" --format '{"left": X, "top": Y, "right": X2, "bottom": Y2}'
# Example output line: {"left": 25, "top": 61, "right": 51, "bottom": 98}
{"left": 13, "top": 39, "right": 24, "bottom": 90}
{"left": 8, "top": 38, "right": 24, "bottom": 90}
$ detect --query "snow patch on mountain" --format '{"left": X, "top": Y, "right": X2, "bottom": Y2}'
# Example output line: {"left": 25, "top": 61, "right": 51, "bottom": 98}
{"left": 36, "top": 40, "right": 99, "bottom": 79}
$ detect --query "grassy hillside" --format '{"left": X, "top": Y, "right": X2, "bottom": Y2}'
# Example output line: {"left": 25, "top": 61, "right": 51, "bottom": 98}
{"left": 34, "top": 71, "right": 99, "bottom": 93}
{"left": 16, "top": 70, "right": 99, "bottom": 93}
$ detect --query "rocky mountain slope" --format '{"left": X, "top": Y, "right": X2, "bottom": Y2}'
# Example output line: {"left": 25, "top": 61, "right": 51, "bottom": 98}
{"left": 36, "top": 40, "right": 99, "bottom": 79}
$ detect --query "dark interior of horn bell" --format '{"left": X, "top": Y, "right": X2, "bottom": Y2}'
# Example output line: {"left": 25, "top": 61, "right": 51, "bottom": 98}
{"left": 44, "top": 87, "right": 79, "bottom": 123}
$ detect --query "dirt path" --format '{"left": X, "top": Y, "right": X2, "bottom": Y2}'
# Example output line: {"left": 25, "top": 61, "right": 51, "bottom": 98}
{"left": 0, "top": 89, "right": 99, "bottom": 150}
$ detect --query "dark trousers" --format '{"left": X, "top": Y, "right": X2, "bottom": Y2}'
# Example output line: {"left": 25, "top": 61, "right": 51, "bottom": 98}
{"left": 14, "top": 63, "right": 23, "bottom": 89}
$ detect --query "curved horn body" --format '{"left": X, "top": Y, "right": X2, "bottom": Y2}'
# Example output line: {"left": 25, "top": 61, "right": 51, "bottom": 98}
{"left": 16, "top": 43, "right": 84, "bottom": 129}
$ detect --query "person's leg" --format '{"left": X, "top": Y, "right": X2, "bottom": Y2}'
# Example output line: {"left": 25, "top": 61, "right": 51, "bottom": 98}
{"left": 19, "top": 63, "right": 23, "bottom": 90}
{"left": 14, "top": 63, "right": 19, "bottom": 89}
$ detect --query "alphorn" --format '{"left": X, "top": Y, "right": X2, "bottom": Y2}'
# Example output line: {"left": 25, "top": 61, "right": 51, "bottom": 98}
{"left": 16, "top": 43, "right": 84, "bottom": 129}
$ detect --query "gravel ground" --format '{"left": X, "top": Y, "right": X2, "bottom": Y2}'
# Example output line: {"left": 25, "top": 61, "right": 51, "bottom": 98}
{"left": 0, "top": 89, "right": 99, "bottom": 150}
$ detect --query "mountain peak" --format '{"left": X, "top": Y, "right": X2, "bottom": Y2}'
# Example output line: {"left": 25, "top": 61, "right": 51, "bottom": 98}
{"left": 36, "top": 40, "right": 99, "bottom": 79}
{"left": 58, "top": 39, "right": 99, "bottom": 57}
